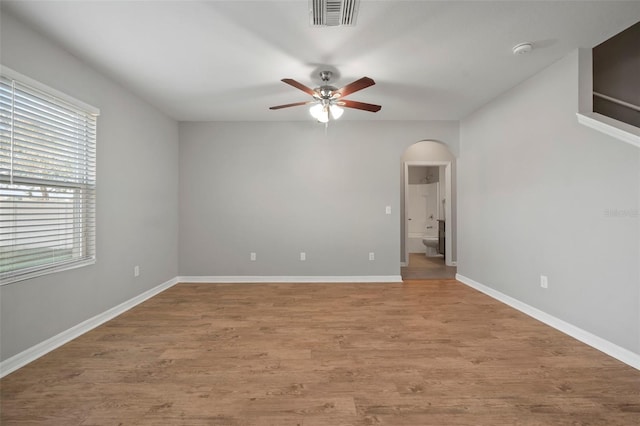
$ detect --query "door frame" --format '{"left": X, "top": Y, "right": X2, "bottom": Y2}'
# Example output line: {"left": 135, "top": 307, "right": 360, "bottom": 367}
{"left": 403, "top": 160, "right": 453, "bottom": 267}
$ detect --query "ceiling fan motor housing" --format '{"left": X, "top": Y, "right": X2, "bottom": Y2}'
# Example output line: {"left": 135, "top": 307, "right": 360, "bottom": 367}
{"left": 318, "top": 86, "right": 337, "bottom": 99}
{"left": 316, "top": 71, "right": 338, "bottom": 99}
{"left": 320, "top": 70, "right": 333, "bottom": 81}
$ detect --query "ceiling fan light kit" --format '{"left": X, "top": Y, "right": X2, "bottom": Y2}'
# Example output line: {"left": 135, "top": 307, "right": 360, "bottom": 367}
{"left": 329, "top": 104, "right": 344, "bottom": 119}
{"left": 310, "top": 103, "right": 344, "bottom": 122}
{"left": 270, "top": 70, "right": 381, "bottom": 123}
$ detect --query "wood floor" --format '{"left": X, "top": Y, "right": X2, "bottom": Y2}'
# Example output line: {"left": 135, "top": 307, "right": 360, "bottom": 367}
{"left": 2, "top": 281, "right": 639, "bottom": 425}
{"left": 401, "top": 253, "right": 457, "bottom": 280}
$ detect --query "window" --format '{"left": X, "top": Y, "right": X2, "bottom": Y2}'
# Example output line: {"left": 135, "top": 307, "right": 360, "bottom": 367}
{"left": 0, "top": 67, "right": 99, "bottom": 285}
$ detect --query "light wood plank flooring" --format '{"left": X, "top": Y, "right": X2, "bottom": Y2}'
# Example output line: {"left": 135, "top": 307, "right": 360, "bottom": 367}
{"left": 401, "top": 253, "right": 457, "bottom": 280}
{"left": 2, "top": 281, "right": 639, "bottom": 425}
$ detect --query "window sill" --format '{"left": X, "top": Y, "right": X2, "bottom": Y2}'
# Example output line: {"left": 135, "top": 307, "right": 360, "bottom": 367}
{"left": 576, "top": 112, "right": 640, "bottom": 149}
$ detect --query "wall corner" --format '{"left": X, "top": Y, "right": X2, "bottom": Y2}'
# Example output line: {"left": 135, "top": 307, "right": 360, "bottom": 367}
{"left": 577, "top": 48, "right": 593, "bottom": 114}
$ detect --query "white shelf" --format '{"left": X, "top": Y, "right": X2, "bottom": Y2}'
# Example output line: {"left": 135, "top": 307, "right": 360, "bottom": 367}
{"left": 576, "top": 112, "right": 640, "bottom": 149}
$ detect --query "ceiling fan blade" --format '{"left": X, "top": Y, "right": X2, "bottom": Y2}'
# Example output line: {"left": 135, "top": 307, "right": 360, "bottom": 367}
{"left": 334, "top": 77, "right": 375, "bottom": 98}
{"left": 269, "top": 101, "right": 314, "bottom": 110}
{"left": 339, "top": 99, "right": 382, "bottom": 113}
{"left": 281, "top": 79, "right": 317, "bottom": 97}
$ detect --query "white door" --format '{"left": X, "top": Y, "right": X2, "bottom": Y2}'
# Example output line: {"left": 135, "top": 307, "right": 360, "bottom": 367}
{"left": 408, "top": 184, "right": 428, "bottom": 234}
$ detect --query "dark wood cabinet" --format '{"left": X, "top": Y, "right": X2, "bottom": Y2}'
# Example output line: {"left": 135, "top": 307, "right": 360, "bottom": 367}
{"left": 438, "top": 220, "right": 445, "bottom": 256}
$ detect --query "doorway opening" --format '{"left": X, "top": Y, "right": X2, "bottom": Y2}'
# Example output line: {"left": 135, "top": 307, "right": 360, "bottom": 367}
{"left": 400, "top": 141, "right": 456, "bottom": 280}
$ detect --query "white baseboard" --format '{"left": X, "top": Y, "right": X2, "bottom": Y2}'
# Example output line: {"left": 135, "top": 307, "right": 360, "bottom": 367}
{"left": 0, "top": 276, "right": 179, "bottom": 378}
{"left": 177, "top": 275, "right": 403, "bottom": 284}
{"left": 455, "top": 273, "right": 640, "bottom": 371}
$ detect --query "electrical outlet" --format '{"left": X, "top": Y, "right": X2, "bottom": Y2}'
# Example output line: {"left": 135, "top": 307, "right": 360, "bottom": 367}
{"left": 540, "top": 275, "right": 548, "bottom": 289}
{"left": 300, "top": 252, "right": 306, "bottom": 261}
{"left": 369, "top": 252, "right": 375, "bottom": 261}
{"left": 250, "top": 252, "right": 256, "bottom": 261}
{"left": 134, "top": 265, "right": 140, "bottom": 277}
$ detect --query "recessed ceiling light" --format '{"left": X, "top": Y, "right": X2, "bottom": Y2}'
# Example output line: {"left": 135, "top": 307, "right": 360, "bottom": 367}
{"left": 512, "top": 42, "right": 534, "bottom": 55}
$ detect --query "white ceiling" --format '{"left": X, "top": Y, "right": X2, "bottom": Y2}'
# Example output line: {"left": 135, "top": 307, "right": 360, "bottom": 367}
{"left": 3, "top": 1, "right": 640, "bottom": 122}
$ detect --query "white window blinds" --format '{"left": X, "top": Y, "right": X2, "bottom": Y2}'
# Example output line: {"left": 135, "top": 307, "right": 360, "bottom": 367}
{"left": 0, "top": 69, "right": 99, "bottom": 285}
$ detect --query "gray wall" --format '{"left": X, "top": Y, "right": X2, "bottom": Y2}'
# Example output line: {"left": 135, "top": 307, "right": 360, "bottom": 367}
{"left": 0, "top": 11, "right": 180, "bottom": 361}
{"left": 459, "top": 50, "right": 640, "bottom": 354}
{"left": 178, "top": 121, "right": 458, "bottom": 277}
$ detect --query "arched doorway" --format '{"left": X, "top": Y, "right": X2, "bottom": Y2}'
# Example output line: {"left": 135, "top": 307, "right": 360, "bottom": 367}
{"left": 401, "top": 140, "right": 457, "bottom": 279}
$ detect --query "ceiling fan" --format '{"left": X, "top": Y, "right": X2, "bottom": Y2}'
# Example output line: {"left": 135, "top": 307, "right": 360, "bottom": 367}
{"left": 269, "top": 71, "right": 382, "bottom": 122}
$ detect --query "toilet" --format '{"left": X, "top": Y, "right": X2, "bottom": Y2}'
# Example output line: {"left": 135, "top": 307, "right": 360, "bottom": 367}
{"left": 422, "top": 237, "right": 439, "bottom": 257}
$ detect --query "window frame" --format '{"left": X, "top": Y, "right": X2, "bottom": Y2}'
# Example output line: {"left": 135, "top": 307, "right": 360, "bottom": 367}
{"left": 0, "top": 66, "right": 99, "bottom": 285}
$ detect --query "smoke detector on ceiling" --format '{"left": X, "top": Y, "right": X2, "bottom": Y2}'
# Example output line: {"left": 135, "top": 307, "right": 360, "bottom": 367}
{"left": 512, "top": 42, "right": 534, "bottom": 55}
{"left": 310, "top": 0, "right": 360, "bottom": 27}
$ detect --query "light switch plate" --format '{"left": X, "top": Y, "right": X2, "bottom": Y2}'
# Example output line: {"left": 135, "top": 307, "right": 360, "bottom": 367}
{"left": 540, "top": 275, "right": 548, "bottom": 289}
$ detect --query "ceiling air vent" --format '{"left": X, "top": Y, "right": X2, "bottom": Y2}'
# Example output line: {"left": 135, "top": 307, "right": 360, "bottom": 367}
{"left": 310, "top": 0, "right": 360, "bottom": 27}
